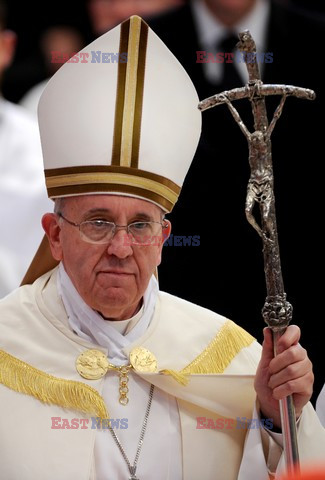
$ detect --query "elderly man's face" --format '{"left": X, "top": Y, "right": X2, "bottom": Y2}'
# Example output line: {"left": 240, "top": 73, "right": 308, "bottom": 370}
{"left": 43, "top": 195, "right": 170, "bottom": 320}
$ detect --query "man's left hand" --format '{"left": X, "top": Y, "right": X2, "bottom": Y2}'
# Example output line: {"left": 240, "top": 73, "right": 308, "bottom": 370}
{"left": 254, "top": 326, "right": 314, "bottom": 429}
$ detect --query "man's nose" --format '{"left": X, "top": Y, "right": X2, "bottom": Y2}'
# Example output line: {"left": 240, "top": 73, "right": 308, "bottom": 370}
{"left": 106, "top": 227, "right": 133, "bottom": 258}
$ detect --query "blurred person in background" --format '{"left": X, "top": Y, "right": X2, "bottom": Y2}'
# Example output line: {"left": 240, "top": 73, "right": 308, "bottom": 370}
{"left": 3, "top": 0, "right": 185, "bottom": 103}
{"left": 147, "top": 0, "right": 325, "bottom": 404}
{"left": 20, "top": 25, "right": 84, "bottom": 115}
{"left": 17, "top": 0, "right": 183, "bottom": 113}
{"left": 87, "top": 0, "right": 185, "bottom": 35}
{"left": 0, "top": 0, "right": 52, "bottom": 297}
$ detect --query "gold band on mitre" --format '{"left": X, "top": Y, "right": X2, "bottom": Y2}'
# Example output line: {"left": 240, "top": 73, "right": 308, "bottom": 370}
{"left": 45, "top": 166, "right": 181, "bottom": 212}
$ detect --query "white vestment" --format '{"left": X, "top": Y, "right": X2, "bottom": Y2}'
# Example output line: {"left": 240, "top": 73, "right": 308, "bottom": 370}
{"left": 0, "top": 267, "right": 324, "bottom": 479}
{"left": 316, "top": 383, "right": 325, "bottom": 427}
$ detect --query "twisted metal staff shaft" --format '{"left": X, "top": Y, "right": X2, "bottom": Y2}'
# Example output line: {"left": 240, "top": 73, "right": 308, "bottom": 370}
{"left": 198, "top": 29, "right": 315, "bottom": 473}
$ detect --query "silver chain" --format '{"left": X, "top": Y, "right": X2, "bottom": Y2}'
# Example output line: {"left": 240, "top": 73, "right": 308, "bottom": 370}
{"left": 108, "top": 384, "right": 154, "bottom": 480}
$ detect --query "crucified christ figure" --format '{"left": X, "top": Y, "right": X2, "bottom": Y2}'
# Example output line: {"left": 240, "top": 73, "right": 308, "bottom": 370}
{"left": 222, "top": 93, "right": 287, "bottom": 239}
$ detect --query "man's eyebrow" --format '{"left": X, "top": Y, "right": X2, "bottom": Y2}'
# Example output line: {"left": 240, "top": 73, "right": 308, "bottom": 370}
{"left": 131, "top": 213, "right": 154, "bottom": 221}
{"left": 82, "top": 209, "right": 155, "bottom": 221}
{"left": 82, "top": 208, "right": 113, "bottom": 218}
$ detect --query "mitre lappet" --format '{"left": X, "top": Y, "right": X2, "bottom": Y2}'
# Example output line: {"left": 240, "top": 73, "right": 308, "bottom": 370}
{"left": 21, "top": 15, "right": 202, "bottom": 285}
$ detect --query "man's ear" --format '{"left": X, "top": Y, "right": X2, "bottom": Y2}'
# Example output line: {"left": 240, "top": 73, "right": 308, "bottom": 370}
{"left": 162, "top": 219, "right": 171, "bottom": 243}
{"left": 155, "top": 219, "right": 172, "bottom": 267}
{"left": 42, "top": 213, "right": 63, "bottom": 261}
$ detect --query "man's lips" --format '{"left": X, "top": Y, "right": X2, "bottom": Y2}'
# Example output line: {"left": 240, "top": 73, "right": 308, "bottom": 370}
{"left": 97, "top": 270, "right": 133, "bottom": 276}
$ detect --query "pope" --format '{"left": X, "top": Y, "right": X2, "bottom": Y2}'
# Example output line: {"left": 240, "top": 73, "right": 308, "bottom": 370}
{"left": 0, "top": 15, "right": 324, "bottom": 480}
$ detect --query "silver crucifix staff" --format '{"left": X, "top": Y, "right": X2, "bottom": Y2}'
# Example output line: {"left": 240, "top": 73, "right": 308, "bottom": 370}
{"left": 198, "top": 30, "right": 315, "bottom": 472}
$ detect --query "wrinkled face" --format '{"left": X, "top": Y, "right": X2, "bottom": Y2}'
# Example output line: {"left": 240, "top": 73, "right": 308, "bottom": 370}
{"left": 42, "top": 195, "right": 170, "bottom": 320}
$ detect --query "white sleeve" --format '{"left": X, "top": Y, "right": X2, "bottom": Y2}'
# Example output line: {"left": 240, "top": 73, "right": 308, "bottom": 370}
{"left": 239, "top": 400, "right": 325, "bottom": 479}
{"left": 238, "top": 401, "right": 282, "bottom": 479}
{"left": 316, "top": 384, "right": 325, "bottom": 427}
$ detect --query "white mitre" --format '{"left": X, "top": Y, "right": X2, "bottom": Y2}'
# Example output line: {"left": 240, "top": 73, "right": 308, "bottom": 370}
{"left": 39, "top": 15, "right": 201, "bottom": 213}
{"left": 22, "top": 15, "right": 202, "bottom": 285}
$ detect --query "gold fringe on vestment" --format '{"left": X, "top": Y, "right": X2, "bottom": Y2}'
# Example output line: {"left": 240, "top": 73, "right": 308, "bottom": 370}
{"left": 160, "top": 320, "right": 255, "bottom": 383}
{"left": 0, "top": 350, "right": 108, "bottom": 419}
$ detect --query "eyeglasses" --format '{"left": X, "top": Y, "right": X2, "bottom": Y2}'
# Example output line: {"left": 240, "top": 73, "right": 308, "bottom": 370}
{"left": 57, "top": 212, "right": 167, "bottom": 245}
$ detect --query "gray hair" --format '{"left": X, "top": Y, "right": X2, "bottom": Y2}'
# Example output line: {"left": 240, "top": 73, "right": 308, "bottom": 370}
{"left": 54, "top": 198, "right": 67, "bottom": 214}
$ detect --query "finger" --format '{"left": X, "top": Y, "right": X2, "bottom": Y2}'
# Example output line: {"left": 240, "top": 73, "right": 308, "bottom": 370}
{"left": 269, "top": 344, "right": 307, "bottom": 374}
{"left": 268, "top": 356, "right": 312, "bottom": 390}
{"left": 258, "top": 327, "right": 274, "bottom": 368}
{"left": 275, "top": 325, "right": 301, "bottom": 354}
{"left": 271, "top": 371, "right": 314, "bottom": 401}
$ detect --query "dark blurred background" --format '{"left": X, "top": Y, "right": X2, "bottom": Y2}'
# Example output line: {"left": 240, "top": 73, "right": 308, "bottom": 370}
{"left": 2, "top": 0, "right": 186, "bottom": 102}
{"left": 3, "top": 0, "right": 325, "bottom": 102}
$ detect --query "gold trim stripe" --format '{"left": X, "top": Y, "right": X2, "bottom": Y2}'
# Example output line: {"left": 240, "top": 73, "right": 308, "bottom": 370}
{"left": 45, "top": 165, "right": 180, "bottom": 192}
{"left": 46, "top": 172, "right": 178, "bottom": 205}
{"left": 45, "top": 166, "right": 180, "bottom": 211}
{"left": 47, "top": 184, "right": 175, "bottom": 212}
{"left": 131, "top": 20, "right": 148, "bottom": 168}
{"left": 111, "top": 16, "right": 149, "bottom": 168}
{"left": 120, "top": 16, "right": 142, "bottom": 167}
{"left": 0, "top": 350, "right": 108, "bottom": 419}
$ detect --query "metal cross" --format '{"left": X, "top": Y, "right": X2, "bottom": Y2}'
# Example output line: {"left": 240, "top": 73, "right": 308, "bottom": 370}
{"left": 198, "top": 29, "right": 315, "bottom": 473}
